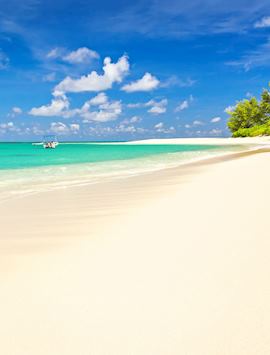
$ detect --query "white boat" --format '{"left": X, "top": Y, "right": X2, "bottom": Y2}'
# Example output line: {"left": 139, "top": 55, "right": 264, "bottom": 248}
{"left": 42, "top": 135, "right": 59, "bottom": 149}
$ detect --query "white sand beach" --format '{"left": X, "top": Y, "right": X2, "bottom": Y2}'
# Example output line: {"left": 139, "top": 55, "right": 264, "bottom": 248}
{"left": 123, "top": 136, "right": 270, "bottom": 145}
{"left": 0, "top": 142, "right": 270, "bottom": 355}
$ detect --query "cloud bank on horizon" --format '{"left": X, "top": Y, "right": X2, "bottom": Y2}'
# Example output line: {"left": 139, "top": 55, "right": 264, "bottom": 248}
{"left": 0, "top": 0, "right": 270, "bottom": 140}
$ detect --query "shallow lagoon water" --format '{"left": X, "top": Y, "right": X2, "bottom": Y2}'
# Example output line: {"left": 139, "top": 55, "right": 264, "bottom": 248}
{"left": 0, "top": 142, "right": 250, "bottom": 201}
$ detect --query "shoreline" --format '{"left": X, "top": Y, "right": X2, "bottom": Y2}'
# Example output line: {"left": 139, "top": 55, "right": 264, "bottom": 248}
{"left": 13, "top": 136, "right": 270, "bottom": 145}
{"left": 1, "top": 145, "right": 269, "bottom": 243}
{"left": 0, "top": 139, "right": 266, "bottom": 205}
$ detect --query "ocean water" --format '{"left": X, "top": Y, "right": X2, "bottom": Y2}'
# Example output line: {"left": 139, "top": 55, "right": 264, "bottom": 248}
{"left": 0, "top": 142, "right": 250, "bottom": 201}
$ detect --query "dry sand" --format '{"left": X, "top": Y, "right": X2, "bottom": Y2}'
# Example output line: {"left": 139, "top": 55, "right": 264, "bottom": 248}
{"left": 115, "top": 136, "right": 270, "bottom": 145}
{"left": 0, "top": 148, "right": 270, "bottom": 355}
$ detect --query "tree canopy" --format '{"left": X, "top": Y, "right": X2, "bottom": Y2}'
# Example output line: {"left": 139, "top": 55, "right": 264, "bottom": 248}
{"left": 227, "top": 83, "right": 270, "bottom": 137}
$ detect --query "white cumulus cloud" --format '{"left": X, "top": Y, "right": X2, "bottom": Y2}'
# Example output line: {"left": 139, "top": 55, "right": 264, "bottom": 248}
{"left": 126, "top": 98, "right": 167, "bottom": 114}
{"left": 193, "top": 120, "right": 203, "bottom": 126}
{"left": 121, "top": 72, "right": 159, "bottom": 92}
{"left": 209, "top": 128, "right": 222, "bottom": 136}
{"left": 155, "top": 122, "right": 164, "bottom": 129}
{"left": 161, "top": 76, "right": 196, "bottom": 88}
{"left": 50, "top": 122, "right": 69, "bottom": 134}
{"left": 88, "top": 92, "right": 108, "bottom": 105}
{"left": 175, "top": 100, "right": 188, "bottom": 112}
{"left": 29, "top": 92, "right": 70, "bottom": 117}
{"left": 154, "top": 122, "right": 175, "bottom": 133}
{"left": 81, "top": 99, "right": 122, "bottom": 122}
{"left": 63, "top": 47, "right": 99, "bottom": 64}
{"left": 69, "top": 123, "right": 80, "bottom": 133}
{"left": 75, "top": 93, "right": 122, "bottom": 122}
{"left": 47, "top": 47, "right": 64, "bottom": 59}
{"left": 224, "top": 105, "right": 235, "bottom": 113}
{"left": 211, "top": 116, "right": 221, "bottom": 123}
{"left": 0, "top": 121, "right": 14, "bottom": 130}
{"left": 50, "top": 122, "right": 80, "bottom": 135}
{"left": 254, "top": 16, "right": 270, "bottom": 28}
{"left": 29, "top": 91, "right": 122, "bottom": 123}
{"left": 54, "top": 55, "right": 129, "bottom": 94}
{"left": 146, "top": 99, "right": 167, "bottom": 114}
{"left": 47, "top": 47, "right": 99, "bottom": 64}
{"left": 122, "top": 116, "right": 141, "bottom": 125}
{"left": 0, "top": 121, "right": 23, "bottom": 135}
{"left": 126, "top": 102, "right": 143, "bottom": 108}
{"left": 175, "top": 95, "right": 194, "bottom": 112}
{"left": 129, "top": 115, "right": 141, "bottom": 123}
{"left": 12, "top": 107, "right": 22, "bottom": 114}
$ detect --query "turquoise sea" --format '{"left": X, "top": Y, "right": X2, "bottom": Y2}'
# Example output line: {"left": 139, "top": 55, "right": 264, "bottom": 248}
{"left": 0, "top": 142, "right": 250, "bottom": 201}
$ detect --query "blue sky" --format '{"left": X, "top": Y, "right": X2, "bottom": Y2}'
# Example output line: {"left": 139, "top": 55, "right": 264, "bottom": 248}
{"left": 0, "top": 0, "right": 270, "bottom": 141}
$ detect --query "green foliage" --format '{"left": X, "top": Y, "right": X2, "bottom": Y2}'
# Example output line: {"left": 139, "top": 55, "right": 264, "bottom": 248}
{"left": 227, "top": 82, "right": 270, "bottom": 137}
{"left": 232, "top": 121, "right": 270, "bottom": 137}
{"left": 227, "top": 97, "right": 263, "bottom": 132}
{"left": 260, "top": 88, "right": 270, "bottom": 120}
